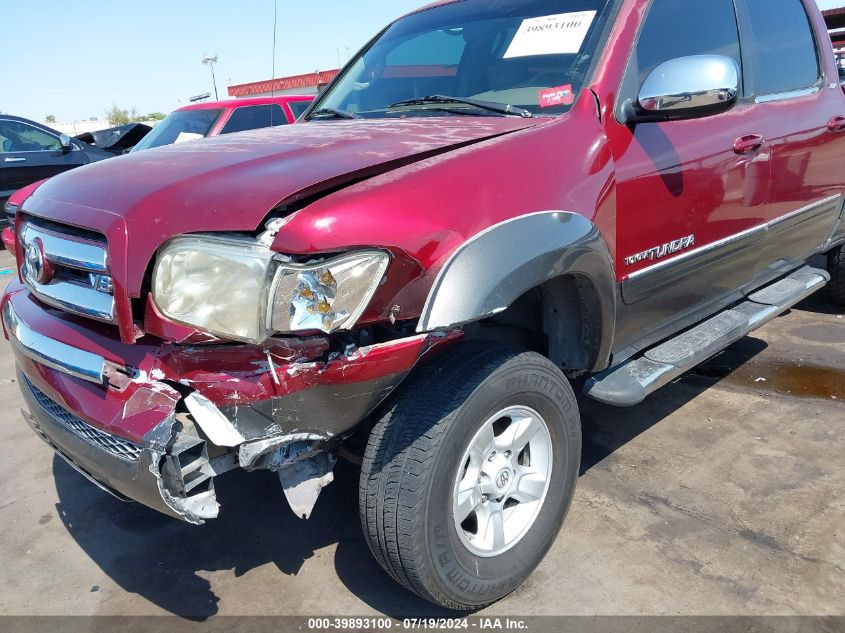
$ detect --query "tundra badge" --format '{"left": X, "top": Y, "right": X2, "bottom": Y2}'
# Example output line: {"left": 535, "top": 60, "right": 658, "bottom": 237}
{"left": 625, "top": 234, "right": 696, "bottom": 267}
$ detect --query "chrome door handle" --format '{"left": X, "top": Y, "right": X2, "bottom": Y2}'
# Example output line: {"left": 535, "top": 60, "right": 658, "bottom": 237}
{"left": 3, "top": 157, "right": 26, "bottom": 163}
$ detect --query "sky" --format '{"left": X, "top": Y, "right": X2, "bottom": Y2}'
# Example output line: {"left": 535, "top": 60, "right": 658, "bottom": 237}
{"left": 1, "top": 1, "right": 423, "bottom": 122}
{"left": 2, "top": 0, "right": 843, "bottom": 123}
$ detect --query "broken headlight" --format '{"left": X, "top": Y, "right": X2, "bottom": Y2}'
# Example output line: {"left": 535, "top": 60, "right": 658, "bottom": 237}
{"left": 270, "top": 251, "right": 389, "bottom": 334}
{"left": 152, "top": 236, "right": 389, "bottom": 343}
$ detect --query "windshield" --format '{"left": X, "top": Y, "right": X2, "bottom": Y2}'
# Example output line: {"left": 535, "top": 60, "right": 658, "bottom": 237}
{"left": 313, "top": 0, "right": 613, "bottom": 119}
{"left": 131, "top": 108, "right": 223, "bottom": 152}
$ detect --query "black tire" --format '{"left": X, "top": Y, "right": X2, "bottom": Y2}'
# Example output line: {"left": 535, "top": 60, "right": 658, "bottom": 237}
{"left": 829, "top": 245, "right": 845, "bottom": 306}
{"left": 359, "top": 342, "right": 581, "bottom": 610}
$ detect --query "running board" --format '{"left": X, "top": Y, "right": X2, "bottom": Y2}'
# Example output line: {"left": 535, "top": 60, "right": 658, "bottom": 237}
{"left": 584, "top": 266, "right": 830, "bottom": 407}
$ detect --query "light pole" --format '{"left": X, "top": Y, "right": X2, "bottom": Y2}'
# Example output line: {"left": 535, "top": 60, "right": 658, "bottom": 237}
{"left": 202, "top": 54, "right": 219, "bottom": 100}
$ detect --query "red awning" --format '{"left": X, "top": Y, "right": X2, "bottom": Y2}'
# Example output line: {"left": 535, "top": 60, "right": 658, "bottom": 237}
{"left": 228, "top": 70, "right": 340, "bottom": 97}
{"left": 824, "top": 7, "right": 845, "bottom": 31}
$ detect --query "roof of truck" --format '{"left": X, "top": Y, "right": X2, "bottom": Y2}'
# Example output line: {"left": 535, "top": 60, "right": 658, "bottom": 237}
{"left": 177, "top": 95, "right": 312, "bottom": 112}
{"left": 406, "top": 0, "right": 462, "bottom": 16}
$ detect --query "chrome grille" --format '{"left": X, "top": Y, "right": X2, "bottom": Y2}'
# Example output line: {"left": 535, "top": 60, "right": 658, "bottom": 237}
{"left": 18, "top": 220, "right": 116, "bottom": 323}
{"left": 24, "top": 376, "right": 143, "bottom": 461}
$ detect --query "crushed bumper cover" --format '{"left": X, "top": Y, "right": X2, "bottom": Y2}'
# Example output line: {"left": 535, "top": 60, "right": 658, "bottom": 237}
{"left": 3, "top": 284, "right": 459, "bottom": 522}
{"left": 18, "top": 369, "right": 217, "bottom": 522}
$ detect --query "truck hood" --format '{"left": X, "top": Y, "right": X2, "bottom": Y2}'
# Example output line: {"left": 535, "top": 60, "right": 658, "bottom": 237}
{"left": 19, "top": 117, "right": 541, "bottom": 341}
{"left": 25, "top": 117, "right": 539, "bottom": 238}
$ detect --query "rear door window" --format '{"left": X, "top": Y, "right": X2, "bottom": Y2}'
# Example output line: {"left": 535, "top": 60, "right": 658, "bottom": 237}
{"left": 739, "top": 0, "right": 820, "bottom": 96}
{"left": 220, "top": 105, "right": 287, "bottom": 135}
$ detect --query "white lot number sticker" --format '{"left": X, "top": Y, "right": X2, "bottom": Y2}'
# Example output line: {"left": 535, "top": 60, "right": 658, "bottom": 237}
{"left": 175, "top": 132, "right": 203, "bottom": 144}
{"left": 504, "top": 11, "right": 597, "bottom": 59}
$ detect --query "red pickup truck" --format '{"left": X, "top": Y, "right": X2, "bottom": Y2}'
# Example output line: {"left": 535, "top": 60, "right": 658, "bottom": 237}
{"left": 129, "top": 95, "right": 314, "bottom": 152}
{"left": 3, "top": 0, "right": 844, "bottom": 610}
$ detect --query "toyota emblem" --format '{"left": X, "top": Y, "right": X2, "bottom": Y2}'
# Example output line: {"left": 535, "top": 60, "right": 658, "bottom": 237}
{"left": 23, "top": 238, "right": 53, "bottom": 285}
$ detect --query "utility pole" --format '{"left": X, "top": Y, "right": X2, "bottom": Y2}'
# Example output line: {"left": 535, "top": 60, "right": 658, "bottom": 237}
{"left": 202, "top": 54, "right": 219, "bottom": 100}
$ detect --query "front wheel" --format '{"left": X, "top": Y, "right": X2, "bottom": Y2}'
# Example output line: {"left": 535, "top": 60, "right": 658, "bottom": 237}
{"left": 829, "top": 245, "right": 845, "bottom": 306}
{"left": 359, "top": 343, "right": 581, "bottom": 610}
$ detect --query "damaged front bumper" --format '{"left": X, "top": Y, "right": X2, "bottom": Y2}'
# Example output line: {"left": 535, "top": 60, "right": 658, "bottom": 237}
{"left": 18, "top": 370, "right": 226, "bottom": 523}
{"left": 3, "top": 284, "right": 459, "bottom": 523}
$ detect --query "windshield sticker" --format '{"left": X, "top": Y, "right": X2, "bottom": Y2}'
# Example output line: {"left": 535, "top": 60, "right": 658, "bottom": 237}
{"left": 539, "top": 84, "right": 575, "bottom": 107}
{"left": 175, "top": 132, "right": 203, "bottom": 144}
{"left": 504, "top": 11, "right": 597, "bottom": 59}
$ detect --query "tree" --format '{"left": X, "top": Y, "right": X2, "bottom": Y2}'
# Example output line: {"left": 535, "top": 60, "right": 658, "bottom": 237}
{"left": 105, "top": 104, "right": 131, "bottom": 126}
{"left": 105, "top": 104, "right": 167, "bottom": 125}
{"left": 45, "top": 115, "right": 57, "bottom": 124}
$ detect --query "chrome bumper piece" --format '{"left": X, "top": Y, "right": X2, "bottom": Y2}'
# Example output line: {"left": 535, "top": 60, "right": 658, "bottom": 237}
{"left": 2, "top": 300, "right": 108, "bottom": 384}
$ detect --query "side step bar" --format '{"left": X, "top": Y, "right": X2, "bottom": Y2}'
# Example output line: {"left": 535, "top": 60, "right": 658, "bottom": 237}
{"left": 584, "top": 266, "right": 830, "bottom": 407}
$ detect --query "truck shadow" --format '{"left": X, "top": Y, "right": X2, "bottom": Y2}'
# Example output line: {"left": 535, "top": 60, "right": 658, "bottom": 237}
{"left": 52, "top": 337, "right": 768, "bottom": 620}
{"left": 793, "top": 288, "right": 843, "bottom": 316}
{"left": 578, "top": 336, "right": 768, "bottom": 474}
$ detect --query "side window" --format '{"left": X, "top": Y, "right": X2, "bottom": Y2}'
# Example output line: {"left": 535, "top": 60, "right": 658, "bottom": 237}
{"left": 635, "top": 0, "right": 741, "bottom": 86}
{"left": 219, "top": 105, "right": 288, "bottom": 135}
{"left": 0, "top": 120, "right": 61, "bottom": 152}
{"left": 741, "top": 0, "right": 819, "bottom": 96}
{"left": 287, "top": 100, "right": 312, "bottom": 119}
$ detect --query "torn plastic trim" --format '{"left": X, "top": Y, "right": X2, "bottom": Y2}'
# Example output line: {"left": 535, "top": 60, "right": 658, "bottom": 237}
{"left": 238, "top": 432, "right": 332, "bottom": 471}
{"left": 152, "top": 383, "right": 338, "bottom": 522}
{"left": 143, "top": 408, "right": 222, "bottom": 524}
{"left": 183, "top": 391, "right": 246, "bottom": 447}
{"left": 136, "top": 377, "right": 340, "bottom": 522}
{"left": 139, "top": 332, "right": 464, "bottom": 520}
{"left": 278, "top": 450, "right": 336, "bottom": 520}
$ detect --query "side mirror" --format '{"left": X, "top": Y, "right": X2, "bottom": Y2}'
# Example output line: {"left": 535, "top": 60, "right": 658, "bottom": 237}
{"left": 621, "top": 55, "right": 738, "bottom": 124}
{"left": 59, "top": 134, "right": 73, "bottom": 153}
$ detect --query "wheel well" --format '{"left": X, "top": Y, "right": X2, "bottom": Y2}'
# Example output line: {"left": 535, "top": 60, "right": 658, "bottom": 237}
{"left": 463, "top": 274, "right": 604, "bottom": 374}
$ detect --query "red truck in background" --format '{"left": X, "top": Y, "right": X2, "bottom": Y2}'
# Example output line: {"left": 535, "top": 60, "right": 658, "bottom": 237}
{"left": 129, "top": 94, "right": 314, "bottom": 152}
{"left": 3, "top": 0, "right": 845, "bottom": 610}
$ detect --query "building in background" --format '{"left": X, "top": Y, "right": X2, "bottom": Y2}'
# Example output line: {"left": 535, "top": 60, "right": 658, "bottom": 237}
{"left": 228, "top": 69, "right": 339, "bottom": 98}
{"left": 50, "top": 119, "right": 114, "bottom": 136}
{"left": 823, "top": 7, "right": 845, "bottom": 73}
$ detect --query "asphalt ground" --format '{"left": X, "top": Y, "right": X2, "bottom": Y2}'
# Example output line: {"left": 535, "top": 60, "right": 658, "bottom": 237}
{"left": 0, "top": 248, "right": 842, "bottom": 619}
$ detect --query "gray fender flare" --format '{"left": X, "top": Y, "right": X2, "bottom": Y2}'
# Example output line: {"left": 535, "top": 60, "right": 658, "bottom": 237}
{"left": 417, "top": 211, "right": 616, "bottom": 369}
